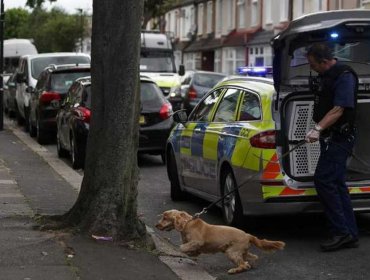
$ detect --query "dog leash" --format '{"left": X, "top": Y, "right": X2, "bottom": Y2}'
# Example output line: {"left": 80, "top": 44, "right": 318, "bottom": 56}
{"left": 193, "top": 140, "right": 307, "bottom": 218}
{"left": 194, "top": 137, "right": 370, "bottom": 219}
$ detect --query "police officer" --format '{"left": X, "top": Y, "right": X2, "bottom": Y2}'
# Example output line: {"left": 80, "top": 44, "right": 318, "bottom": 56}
{"left": 305, "top": 43, "right": 359, "bottom": 252}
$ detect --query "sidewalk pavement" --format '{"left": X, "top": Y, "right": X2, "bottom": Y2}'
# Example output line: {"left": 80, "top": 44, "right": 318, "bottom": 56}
{"left": 0, "top": 122, "right": 214, "bottom": 280}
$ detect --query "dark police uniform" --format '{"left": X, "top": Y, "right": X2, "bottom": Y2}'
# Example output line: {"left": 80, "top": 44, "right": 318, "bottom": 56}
{"left": 313, "top": 63, "right": 359, "bottom": 239}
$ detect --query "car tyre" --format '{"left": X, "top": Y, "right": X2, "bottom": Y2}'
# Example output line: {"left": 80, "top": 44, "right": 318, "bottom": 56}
{"left": 24, "top": 106, "right": 30, "bottom": 132}
{"left": 36, "top": 118, "right": 49, "bottom": 145}
{"left": 28, "top": 114, "right": 36, "bottom": 137}
{"left": 168, "top": 148, "right": 186, "bottom": 201}
{"left": 221, "top": 167, "right": 243, "bottom": 226}
{"left": 70, "top": 133, "right": 84, "bottom": 169}
{"left": 15, "top": 104, "right": 24, "bottom": 126}
{"left": 56, "top": 131, "right": 69, "bottom": 158}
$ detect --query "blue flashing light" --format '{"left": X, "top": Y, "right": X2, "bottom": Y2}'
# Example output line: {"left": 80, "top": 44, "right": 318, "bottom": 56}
{"left": 237, "top": 66, "right": 273, "bottom": 77}
{"left": 252, "top": 67, "right": 267, "bottom": 73}
{"left": 330, "top": 32, "right": 339, "bottom": 39}
{"left": 238, "top": 66, "right": 249, "bottom": 74}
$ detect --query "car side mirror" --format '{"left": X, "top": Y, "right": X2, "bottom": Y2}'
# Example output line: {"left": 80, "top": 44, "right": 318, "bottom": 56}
{"left": 25, "top": 86, "right": 34, "bottom": 93}
{"left": 172, "top": 109, "right": 188, "bottom": 124}
{"left": 178, "top": 64, "right": 185, "bottom": 76}
{"left": 60, "top": 99, "right": 67, "bottom": 108}
{"left": 16, "top": 73, "right": 26, "bottom": 83}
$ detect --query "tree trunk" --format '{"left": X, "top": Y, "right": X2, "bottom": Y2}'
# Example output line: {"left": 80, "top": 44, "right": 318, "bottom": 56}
{"left": 61, "top": 0, "right": 146, "bottom": 241}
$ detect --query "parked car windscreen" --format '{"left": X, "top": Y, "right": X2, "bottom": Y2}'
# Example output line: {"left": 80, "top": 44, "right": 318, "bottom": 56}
{"left": 31, "top": 56, "right": 90, "bottom": 79}
{"left": 193, "top": 73, "right": 226, "bottom": 88}
{"left": 82, "top": 85, "right": 92, "bottom": 109}
{"left": 140, "top": 51, "right": 175, "bottom": 73}
{"left": 140, "top": 81, "right": 166, "bottom": 109}
{"left": 51, "top": 71, "right": 91, "bottom": 93}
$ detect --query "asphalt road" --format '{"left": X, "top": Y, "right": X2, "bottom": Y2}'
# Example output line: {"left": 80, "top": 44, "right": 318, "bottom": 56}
{"left": 6, "top": 116, "right": 370, "bottom": 280}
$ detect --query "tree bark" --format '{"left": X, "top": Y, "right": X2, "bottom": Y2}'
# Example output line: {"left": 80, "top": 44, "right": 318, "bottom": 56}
{"left": 58, "top": 0, "right": 146, "bottom": 241}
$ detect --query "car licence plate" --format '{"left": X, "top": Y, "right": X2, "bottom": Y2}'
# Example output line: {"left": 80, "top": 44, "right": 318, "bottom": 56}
{"left": 139, "top": 115, "right": 146, "bottom": 124}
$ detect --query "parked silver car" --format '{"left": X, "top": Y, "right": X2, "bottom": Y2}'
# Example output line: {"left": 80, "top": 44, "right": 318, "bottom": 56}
{"left": 15, "top": 52, "right": 90, "bottom": 130}
{"left": 181, "top": 70, "right": 226, "bottom": 114}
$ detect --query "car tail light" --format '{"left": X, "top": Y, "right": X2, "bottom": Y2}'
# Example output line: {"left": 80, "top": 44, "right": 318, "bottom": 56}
{"left": 159, "top": 102, "right": 173, "bottom": 120}
{"left": 77, "top": 107, "right": 91, "bottom": 123}
{"left": 188, "top": 86, "right": 197, "bottom": 100}
{"left": 250, "top": 130, "right": 276, "bottom": 149}
{"left": 39, "top": 91, "right": 61, "bottom": 103}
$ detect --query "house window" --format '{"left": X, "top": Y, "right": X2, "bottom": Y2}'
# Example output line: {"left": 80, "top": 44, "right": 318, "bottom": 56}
{"left": 207, "top": 1, "right": 213, "bottom": 34}
{"left": 265, "top": 0, "right": 272, "bottom": 24}
{"left": 223, "top": 47, "right": 245, "bottom": 75}
{"left": 226, "top": 0, "right": 235, "bottom": 31}
{"left": 280, "top": 0, "right": 289, "bottom": 21}
{"left": 248, "top": 44, "right": 271, "bottom": 67}
{"left": 198, "top": 3, "right": 204, "bottom": 35}
{"left": 216, "top": 0, "right": 223, "bottom": 36}
{"left": 215, "top": 49, "right": 222, "bottom": 72}
{"left": 190, "top": 6, "right": 195, "bottom": 32}
{"left": 175, "top": 10, "right": 180, "bottom": 38}
{"left": 251, "top": 0, "right": 258, "bottom": 26}
{"left": 237, "top": 0, "right": 246, "bottom": 28}
{"left": 180, "top": 8, "right": 186, "bottom": 39}
{"left": 335, "top": 0, "right": 343, "bottom": 9}
{"left": 183, "top": 52, "right": 201, "bottom": 70}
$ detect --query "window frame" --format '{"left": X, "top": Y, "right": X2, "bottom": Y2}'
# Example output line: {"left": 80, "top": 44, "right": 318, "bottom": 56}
{"left": 237, "top": 89, "right": 262, "bottom": 122}
{"left": 188, "top": 87, "right": 225, "bottom": 122}
{"left": 212, "top": 87, "right": 244, "bottom": 123}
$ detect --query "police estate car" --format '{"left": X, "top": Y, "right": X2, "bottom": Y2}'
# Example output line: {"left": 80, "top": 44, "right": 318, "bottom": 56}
{"left": 166, "top": 10, "right": 370, "bottom": 225}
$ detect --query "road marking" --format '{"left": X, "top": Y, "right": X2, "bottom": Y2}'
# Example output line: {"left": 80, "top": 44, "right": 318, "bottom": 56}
{"left": 0, "top": 180, "right": 17, "bottom": 185}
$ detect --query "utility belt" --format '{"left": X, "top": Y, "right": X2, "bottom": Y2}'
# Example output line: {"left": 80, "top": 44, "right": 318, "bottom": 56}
{"left": 322, "top": 123, "right": 356, "bottom": 141}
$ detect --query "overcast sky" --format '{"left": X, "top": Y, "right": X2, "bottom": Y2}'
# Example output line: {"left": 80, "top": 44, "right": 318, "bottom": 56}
{"left": 4, "top": 0, "right": 93, "bottom": 14}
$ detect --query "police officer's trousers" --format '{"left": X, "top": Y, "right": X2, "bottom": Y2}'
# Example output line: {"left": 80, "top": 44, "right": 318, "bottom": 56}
{"left": 314, "top": 134, "right": 358, "bottom": 238}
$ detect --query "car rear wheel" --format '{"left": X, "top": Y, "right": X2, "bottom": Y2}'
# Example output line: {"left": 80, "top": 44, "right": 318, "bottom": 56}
{"left": 168, "top": 148, "right": 186, "bottom": 201}
{"left": 15, "top": 104, "right": 24, "bottom": 126}
{"left": 28, "top": 114, "right": 36, "bottom": 137}
{"left": 70, "top": 133, "right": 84, "bottom": 169}
{"left": 24, "top": 106, "right": 30, "bottom": 132}
{"left": 36, "top": 118, "right": 48, "bottom": 145}
{"left": 56, "top": 130, "right": 69, "bottom": 158}
{"left": 221, "top": 168, "right": 243, "bottom": 226}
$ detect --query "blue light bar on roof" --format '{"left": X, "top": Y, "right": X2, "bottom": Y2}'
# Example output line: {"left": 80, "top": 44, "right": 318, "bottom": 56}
{"left": 237, "top": 66, "right": 272, "bottom": 76}
{"left": 330, "top": 32, "right": 339, "bottom": 39}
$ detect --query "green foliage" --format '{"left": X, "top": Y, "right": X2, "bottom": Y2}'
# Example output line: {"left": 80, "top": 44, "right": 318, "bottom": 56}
{"left": 4, "top": 8, "right": 30, "bottom": 39}
{"left": 25, "top": 0, "right": 57, "bottom": 8}
{"left": 4, "top": 7, "right": 85, "bottom": 52}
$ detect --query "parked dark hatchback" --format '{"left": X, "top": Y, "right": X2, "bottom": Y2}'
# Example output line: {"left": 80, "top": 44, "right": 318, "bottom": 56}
{"left": 56, "top": 75, "right": 174, "bottom": 169}
{"left": 181, "top": 70, "right": 226, "bottom": 114}
{"left": 56, "top": 76, "right": 91, "bottom": 169}
{"left": 139, "top": 75, "right": 174, "bottom": 162}
{"left": 29, "top": 64, "right": 91, "bottom": 144}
